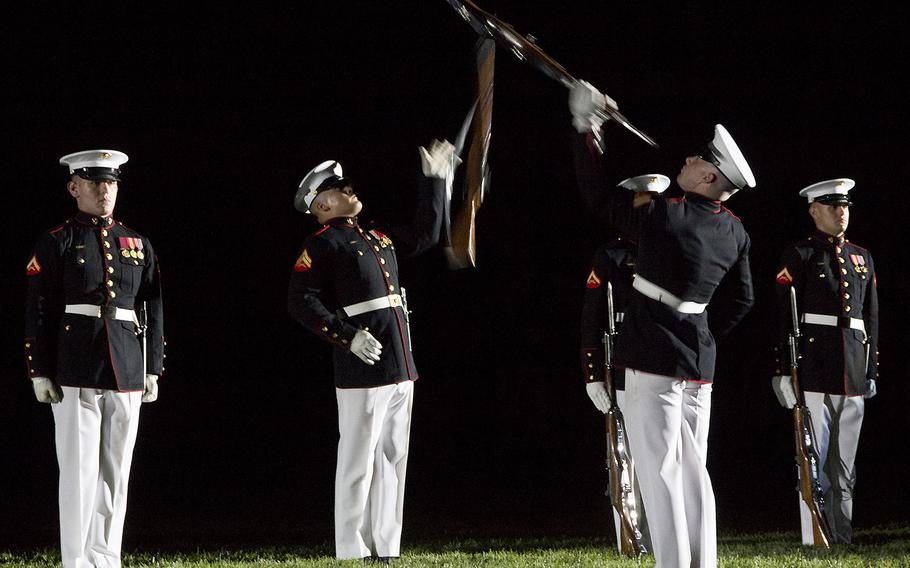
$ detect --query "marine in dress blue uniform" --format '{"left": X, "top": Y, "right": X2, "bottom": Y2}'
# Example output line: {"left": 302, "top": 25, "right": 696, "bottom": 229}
{"left": 771, "top": 179, "right": 879, "bottom": 544}
{"left": 570, "top": 80, "right": 756, "bottom": 568}
{"left": 25, "top": 149, "right": 164, "bottom": 568}
{"left": 580, "top": 174, "right": 668, "bottom": 554}
{"left": 287, "top": 142, "right": 454, "bottom": 562}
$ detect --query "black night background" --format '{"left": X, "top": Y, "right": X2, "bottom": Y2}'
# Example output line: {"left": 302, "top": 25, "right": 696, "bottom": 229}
{"left": 2, "top": 1, "right": 909, "bottom": 550}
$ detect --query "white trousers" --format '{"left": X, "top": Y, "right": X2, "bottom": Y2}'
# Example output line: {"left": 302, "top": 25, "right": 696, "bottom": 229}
{"left": 625, "top": 369, "right": 716, "bottom": 568}
{"left": 52, "top": 387, "right": 142, "bottom": 568}
{"left": 799, "top": 392, "right": 864, "bottom": 545}
{"left": 610, "top": 387, "right": 651, "bottom": 554}
{"left": 335, "top": 381, "right": 414, "bottom": 560}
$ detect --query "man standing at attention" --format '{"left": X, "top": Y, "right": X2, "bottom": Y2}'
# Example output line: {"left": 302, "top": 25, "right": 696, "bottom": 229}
{"left": 25, "top": 149, "right": 164, "bottom": 568}
{"left": 771, "top": 179, "right": 878, "bottom": 545}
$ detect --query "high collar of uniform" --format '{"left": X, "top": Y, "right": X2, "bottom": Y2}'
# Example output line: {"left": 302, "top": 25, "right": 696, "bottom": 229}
{"left": 682, "top": 192, "right": 722, "bottom": 205}
{"left": 811, "top": 229, "right": 845, "bottom": 246}
{"left": 74, "top": 211, "right": 115, "bottom": 228}
{"left": 325, "top": 216, "right": 358, "bottom": 228}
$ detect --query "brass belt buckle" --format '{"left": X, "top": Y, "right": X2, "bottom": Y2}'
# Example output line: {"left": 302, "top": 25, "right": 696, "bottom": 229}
{"left": 100, "top": 305, "right": 118, "bottom": 320}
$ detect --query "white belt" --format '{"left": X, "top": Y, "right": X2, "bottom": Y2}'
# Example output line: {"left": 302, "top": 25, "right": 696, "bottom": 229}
{"left": 342, "top": 294, "right": 403, "bottom": 317}
{"left": 632, "top": 275, "right": 708, "bottom": 314}
{"left": 802, "top": 313, "right": 865, "bottom": 331}
{"left": 65, "top": 304, "right": 139, "bottom": 325}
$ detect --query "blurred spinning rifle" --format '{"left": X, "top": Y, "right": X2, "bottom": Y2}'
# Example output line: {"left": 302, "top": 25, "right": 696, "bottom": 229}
{"left": 443, "top": 0, "right": 659, "bottom": 150}
{"left": 787, "top": 286, "right": 832, "bottom": 548}
{"left": 603, "top": 282, "right": 646, "bottom": 557}
{"left": 440, "top": 0, "right": 657, "bottom": 269}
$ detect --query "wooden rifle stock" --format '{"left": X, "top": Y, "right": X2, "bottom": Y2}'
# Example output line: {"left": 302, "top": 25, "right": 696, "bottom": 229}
{"left": 603, "top": 282, "right": 646, "bottom": 557}
{"left": 788, "top": 286, "right": 832, "bottom": 548}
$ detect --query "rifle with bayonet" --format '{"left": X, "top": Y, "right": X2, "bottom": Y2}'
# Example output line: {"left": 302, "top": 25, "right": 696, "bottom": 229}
{"left": 604, "top": 282, "right": 646, "bottom": 557}
{"left": 788, "top": 286, "right": 832, "bottom": 548}
{"left": 443, "top": 0, "right": 659, "bottom": 149}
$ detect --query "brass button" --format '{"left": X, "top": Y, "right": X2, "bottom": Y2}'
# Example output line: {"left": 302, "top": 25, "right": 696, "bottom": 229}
{"left": 25, "top": 343, "right": 31, "bottom": 348}
{"left": 331, "top": 333, "right": 338, "bottom": 338}
{"left": 92, "top": 217, "right": 99, "bottom": 225}
{"left": 827, "top": 237, "right": 833, "bottom": 243}
{"left": 101, "top": 229, "right": 108, "bottom": 237}
{"left": 384, "top": 271, "right": 390, "bottom": 277}
{"left": 841, "top": 268, "right": 847, "bottom": 275}
{"left": 65, "top": 325, "right": 72, "bottom": 331}
{"left": 844, "top": 293, "right": 850, "bottom": 299}
{"left": 844, "top": 305, "right": 851, "bottom": 312}
{"left": 380, "top": 258, "right": 386, "bottom": 264}
{"left": 342, "top": 339, "right": 349, "bottom": 345}
{"left": 586, "top": 353, "right": 592, "bottom": 358}
{"left": 107, "top": 267, "right": 114, "bottom": 274}
{"left": 104, "top": 241, "right": 111, "bottom": 248}
{"left": 818, "top": 273, "right": 825, "bottom": 278}
{"left": 808, "top": 337, "right": 815, "bottom": 343}
{"left": 588, "top": 375, "right": 595, "bottom": 380}
{"left": 389, "top": 285, "right": 395, "bottom": 292}
{"left": 133, "top": 260, "right": 139, "bottom": 265}
{"left": 587, "top": 363, "right": 593, "bottom": 369}
{"left": 28, "top": 355, "right": 32, "bottom": 361}
{"left": 321, "top": 326, "right": 329, "bottom": 332}
{"left": 77, "top": 258, "right": 85, "bottom": 264}
{"left": 106, "top": 280, "right": 114, "bottom": 287}
{"left": 357, "top": 251, "right": 364, "bottom": 256}
{"left": 374, "top": 246, "right": 380, "bottom": 252}
{"left": 364, "top": 327, "right": 370, "bottom": 331}
{"left": 109, "top": 291, "right": 116, "bottom": 298}
{"left": 842, "top": 281, "right": 849, "bottom": 288}
{"left": 106, "top": 253, "right": 113, "bottom": 260}
{"left": 838, "top": 257, "right": 845, "bottom": 264}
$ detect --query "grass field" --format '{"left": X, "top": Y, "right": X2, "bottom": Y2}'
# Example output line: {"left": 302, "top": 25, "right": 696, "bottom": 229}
{"left": 2, "top": 525, "right": 909, "bottom": 567}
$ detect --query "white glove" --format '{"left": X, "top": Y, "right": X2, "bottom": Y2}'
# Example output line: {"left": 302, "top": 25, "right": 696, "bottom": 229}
{"left": 568, "top": 80, "right": 618, "bottom": 133}
{"left": 771, "top": 375, "right": 797, "bottom": 409}
{"left": 864, "top": 378, "right": 877, "bottom": 399}
{"left": 32, "top": 377, "right": 62, "bottom": 404}
{"left": 585, "top": 381, "right": 612, "bottom": 414}
{"left": 142, "top": 374, "right": 159, "bottom": 402}
{"left": 350, "top": 330, "right": 383, "bottom": 365}
{"left": 418, "top": 139, "right": 461, "bottom": 180}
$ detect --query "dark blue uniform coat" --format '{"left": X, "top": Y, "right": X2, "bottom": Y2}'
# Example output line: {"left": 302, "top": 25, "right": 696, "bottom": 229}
{"left": 573, "top": 133, "right": 754, "bottom": 382}
{"left": 25, "top": 212, "right": 164, "bottom": 391}
{"left": 774, "top": 231, "right": 879, "bottom": 395}
{"left": 288, "top": 178, "right": 444, "bottom": 389}
{"left": 580, "top": 238, "right": 637, "bottom": 390}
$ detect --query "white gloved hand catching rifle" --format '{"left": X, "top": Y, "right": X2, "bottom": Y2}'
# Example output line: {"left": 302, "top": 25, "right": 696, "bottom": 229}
{"left": 32, "top": 377, "right": 62, "bottom": 404}
{"left": 142, "top": 374, "right": 159, "bottom": 402}
{"left": 586, "top": 381, "right": 613, "bottom": 414}
{"left": 418, "top": 139, "right": 461, "bottom": 180}
{"left": 864, "top": 378, "right": 877, "bottom": 399}
{"left": 569, "top": 80, "right": 618, "bottom": 134}
{"left": 350, "top": 330, "right": 383, "bottom": 365}
{"left": 771, "top": 375, "right": 797, "bottom": 409}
